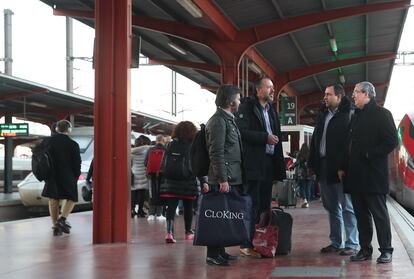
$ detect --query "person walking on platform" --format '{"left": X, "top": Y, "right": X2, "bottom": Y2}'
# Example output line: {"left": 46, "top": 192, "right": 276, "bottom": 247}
{"left": 308, "top": 84, "right": 359, "bottom": 256}
{"left": 290, "top": 143, "right": 311, "bottom": 208}
{"left": 235, "top": 76, "right": 286, "bottom": 258}
{"left": 204, "top": 85, "right": 243, "bottom": 266}
{"left": 41, "top": 120, "right": 81, "bottom": 236}
{"left": 131, "top": 135, "right": 151, "bottom": 218}
{"left": 160, "top": 121, "right": 201, "bottom": 243}
{"left": 339, "top": 81, "right": 398, "bottom": 264}
{"left": 145, "top": 134, "right": 167, "bottom": 221}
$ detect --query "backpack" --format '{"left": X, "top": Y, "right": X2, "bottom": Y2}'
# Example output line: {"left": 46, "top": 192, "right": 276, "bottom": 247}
{"left": 31, "top": 139, "right": 53, "bottom": 182}
{"left": 190, "top": 124, "right": 210, "bottom": 177}
{"left": 162, "top": 140, "right": 191, "bottom": 180}
{"left": 146, "top": 147, "right": 165, "bottom": 175}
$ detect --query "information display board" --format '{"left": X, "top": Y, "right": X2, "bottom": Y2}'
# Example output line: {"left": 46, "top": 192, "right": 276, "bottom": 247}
{"left": 0, "top": 123, "right": 29, "bottom": 137}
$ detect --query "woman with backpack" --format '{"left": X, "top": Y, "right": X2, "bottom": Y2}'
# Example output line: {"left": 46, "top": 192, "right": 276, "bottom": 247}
{"left": 159, "top": 121, "right": 202, "bottom": 243}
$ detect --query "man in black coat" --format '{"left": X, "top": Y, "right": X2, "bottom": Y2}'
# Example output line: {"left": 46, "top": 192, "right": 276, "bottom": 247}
{"left": 308, "top": 84, "right": 359, "bottom": 256}
{"left": 235, "top": 77, "right": 286, "bottom": 258}
{"left": 42, "top": 120, "right": 81, "bottom": 236}
{"left": 339, "top": 81, "right": 398, "bottom": 264}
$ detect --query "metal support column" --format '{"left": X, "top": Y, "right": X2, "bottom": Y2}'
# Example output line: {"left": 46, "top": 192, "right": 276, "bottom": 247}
{"left": 93, "top": 0, "right": 131, "bottom": 243}
{"left": 171, "top": 70, "right": 177, "bottom": 116}
{"left": 3, "top": 115, "right": 13, "bottom": 193}
{"left": 4, "top": 9, "right": 13, "bottom": 75}
{"left": 66, "top": 17, "right": 76, "bottom": 126}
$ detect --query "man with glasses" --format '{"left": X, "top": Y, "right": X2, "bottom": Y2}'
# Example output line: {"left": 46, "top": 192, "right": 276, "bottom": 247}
{"left": 308, "top": 84, "right": 359, "bottom": 256}
{"left": 339, "top": 81, "right": 398, "bottom": 264}
{"left": 235, "top": 76, "right": 286, "bottom": 258}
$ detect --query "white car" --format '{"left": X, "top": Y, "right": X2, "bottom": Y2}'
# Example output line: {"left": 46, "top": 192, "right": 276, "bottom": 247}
{"left": 18, "top": 127, "right": 152, "bottom": 210}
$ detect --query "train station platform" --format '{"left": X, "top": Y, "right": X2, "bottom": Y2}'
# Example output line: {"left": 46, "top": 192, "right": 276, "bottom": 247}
{"left": 1, "top": 198, "right": 413, "bottom": 278}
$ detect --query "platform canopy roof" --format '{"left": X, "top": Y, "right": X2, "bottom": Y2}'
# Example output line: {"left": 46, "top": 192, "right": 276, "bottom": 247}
{"left": 0, "top": 73, "right": 176, "bottom": 134}
{"left": 39, "top": 0, "right": 410, "bottom": 124}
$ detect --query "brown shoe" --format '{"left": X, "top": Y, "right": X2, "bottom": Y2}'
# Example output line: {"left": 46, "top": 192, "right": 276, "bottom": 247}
{"left": 240, "top": 248, "right": 262, "bottom": 259}
{"left": 320, "top": 244, "right": 340, "bottom": 253}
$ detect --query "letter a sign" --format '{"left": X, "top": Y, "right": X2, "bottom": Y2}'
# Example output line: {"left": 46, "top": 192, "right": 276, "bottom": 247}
{"left": 281, "top": 96, "right": 297, "bottom": 126}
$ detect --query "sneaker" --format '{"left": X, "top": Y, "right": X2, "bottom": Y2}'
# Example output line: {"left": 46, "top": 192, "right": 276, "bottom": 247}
{"left": 52, "top": 226, "right": 62, "bottom": 236}
{"left": 301, "top": 202, "right": 309, "bottom": 208}
{"left": 320, "top": 244, "right": 340, "bottom": 253}
{"left": 165, "top": 233, "right": 176, "bottom": 244}
{"left": 57, "top": 217, "right": 71, "bottom": 234}
{"left": 185, "top": 232, "right": 194, "bottom": 240}
{"left": 155, "top": 215, "right": 166, "bottom": 221}
{"left": 147, "top": 215, "right": 155, "bottom": 221}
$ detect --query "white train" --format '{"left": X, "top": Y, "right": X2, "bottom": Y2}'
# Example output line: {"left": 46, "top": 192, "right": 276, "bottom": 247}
{"left": 17, "top": 127, "right": 154, "bottom": 209}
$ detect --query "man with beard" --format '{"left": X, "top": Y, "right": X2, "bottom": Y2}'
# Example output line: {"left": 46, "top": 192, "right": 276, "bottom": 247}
{"left": 308, "top": 84, "right": 359, "bottom": 256}
{"left": 204, "top": 84, "right": 243, "bottom": 266}
{"left": 235, "top": 76, "right": 286, "bottom": 258}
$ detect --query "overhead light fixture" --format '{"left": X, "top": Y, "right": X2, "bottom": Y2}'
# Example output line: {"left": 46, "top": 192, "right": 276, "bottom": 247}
{"left": 248, "top": 62, "right": 262, "bottom": 74}
{"left": 329, "top": 37, "right": 338, "bottom": 53}
{"left": 28, "top": 102, "right": 47, "bottom": 108}
{"left": 168, "top": 42, "right": 187, "bottom": 55}
{"left": 176, "top": 0, "right": 203, "bottom": 18}
{"left": 339, "top": 74, "right": 346, "bottom": 84}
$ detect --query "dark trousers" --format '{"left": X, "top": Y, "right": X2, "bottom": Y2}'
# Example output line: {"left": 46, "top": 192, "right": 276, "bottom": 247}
{"left": 241, "top": 155, "right": 275, "bottom": 249}
{"left": 131, "top": 189, "right": 146, "bottom": 213}
{"left": 350, "top": 192, "right": 393, "bottom": 254}
{"left": 165, "top": 198, "right": 194, "bottom": 233}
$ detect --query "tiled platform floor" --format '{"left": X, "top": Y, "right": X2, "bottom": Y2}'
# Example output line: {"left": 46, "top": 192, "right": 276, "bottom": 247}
{"left": 1, "top": 200, "right": 413, "bottom": 278}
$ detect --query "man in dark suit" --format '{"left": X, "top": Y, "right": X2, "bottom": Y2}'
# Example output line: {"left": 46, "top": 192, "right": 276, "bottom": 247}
{"left": 339, "top": 81, "right": 398, "bottom": 264}
{"left": 236, "top": 76, "right": 286, "bottom": 258}
{"left": 42, "top": 120, "right": 81, "bottom": 236}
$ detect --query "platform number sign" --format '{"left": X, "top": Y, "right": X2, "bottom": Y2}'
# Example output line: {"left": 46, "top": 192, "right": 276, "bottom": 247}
{"left": 281, "top": 96, "right": 297, "bottom": 126}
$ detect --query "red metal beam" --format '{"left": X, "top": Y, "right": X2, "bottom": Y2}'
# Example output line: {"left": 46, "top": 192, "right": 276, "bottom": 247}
{"left": 276, "top": 53, "right": 396, "bottom": 89}
{"left": 192, "top": 0, "right": 237, "bottom": 41}
{"left": 245, "top": 48, "right": 278, "bottom": 79}
{"left": 148, "top": 58, "right": 220, "bottom": 73}
{"left": 200, "top": 84, "right": 219, "bottom": 92}
{"left": 237, "top": 0, "right": 411, "bottom": 46}
{"left": 0, "top": 89, "right": 48, "bottom": 101}
{"left": 53, "top": 8, "right": 94, "bottom": 18}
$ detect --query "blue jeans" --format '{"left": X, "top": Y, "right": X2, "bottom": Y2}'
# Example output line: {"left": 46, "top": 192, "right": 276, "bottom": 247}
{"left": 298, "top": 179, "right": 311, "bottom": 201}
{"left": 320, "top": 180, "right": 359, "bottom": 249}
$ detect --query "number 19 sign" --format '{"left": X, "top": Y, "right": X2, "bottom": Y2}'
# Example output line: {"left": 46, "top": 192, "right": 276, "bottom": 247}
{"left": 281, "top": 96, "right": 297, "bottom": 126}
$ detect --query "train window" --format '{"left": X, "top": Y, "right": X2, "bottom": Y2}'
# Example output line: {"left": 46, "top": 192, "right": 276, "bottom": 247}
{"left": 70, "top": 136, "right": 93, "bottom": 153}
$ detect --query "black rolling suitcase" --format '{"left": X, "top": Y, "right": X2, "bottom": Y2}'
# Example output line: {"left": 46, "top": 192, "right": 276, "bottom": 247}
{"left": 271, "top": 207, "right": 293, "bottom": 255}
{"left": 278, "top": 179, "right": 297, "bottom": 207}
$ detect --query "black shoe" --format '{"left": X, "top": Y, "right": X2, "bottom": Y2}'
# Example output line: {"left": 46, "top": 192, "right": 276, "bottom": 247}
{"left": 206, "top": 255, "right": 230, "bottom": 266}
{"left": 350, "top": 250, "right": 372, "bottom": 262}
{"left": 137, "top": 210, "right": 147, "bottom": 218}
{"left": 57, "top": 217, "right": 71, "bottom": 234}
{"left": 52, "top": 226, "right": 62, "bottom": 236}
{"left": 221, "top": 252, "right": 238, "bottom": 261}
{"left": 377, "top": 252, "right": 392, "bottom": 264}
{"left": 131, "top": 210, "right": 137, "bottom": 218}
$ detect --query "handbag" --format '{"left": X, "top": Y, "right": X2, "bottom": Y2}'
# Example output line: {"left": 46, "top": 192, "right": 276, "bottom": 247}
{"left": 252, "top": 211, "right": 278, "bottom": 258}
{"left": 193, "top": 187, "right": 252, "bottom": 247}
{"left": 81, "top": 182, "right": 93, "bottom": 202}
